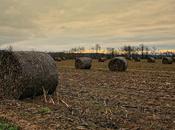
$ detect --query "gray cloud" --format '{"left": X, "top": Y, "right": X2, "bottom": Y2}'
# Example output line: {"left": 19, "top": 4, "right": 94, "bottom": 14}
{"left": 0, "top": 0, "right": 175, "bottom": 50}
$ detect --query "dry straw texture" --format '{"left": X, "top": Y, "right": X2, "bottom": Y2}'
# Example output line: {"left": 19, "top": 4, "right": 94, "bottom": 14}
{"left": 75, "top": 57, "right": 92, "bottom": 69}
{"left": 108, "top": 57, "right": 128, "bottom": 72}
{"left": 0, "top": 50, "right": 58, "bottom": 99}
{"left": 162, "top": 57, "right": 173, "bottom": 64}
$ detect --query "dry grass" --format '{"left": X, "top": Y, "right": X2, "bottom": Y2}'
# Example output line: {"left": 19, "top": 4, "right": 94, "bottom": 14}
{"left": 0, "top": 59, "right": 175, "bottom": 130}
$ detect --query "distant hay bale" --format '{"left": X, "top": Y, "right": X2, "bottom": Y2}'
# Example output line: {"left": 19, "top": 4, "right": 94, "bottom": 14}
{"left": 98, "top": 57, "right": 107, "bottom": 62}
{"left": 133, "top": 57, "right": 141, "bottom": 62}
{"left": 0, "top": 50, "right": 58, "bottom": 99}
{"left": 75, "top": 57, "right": 92, "bottom": 69}
{"left": 108, "top": 57, "right": 128, "bottom": 72}
{"left": 147, "top": 57, "right": 156, "bottom": 63}
{"left": 162, "top": 57, "right": 173, "bottom": 64}
{"left": 173, "top": 57, "right": 175, "bottom": 62}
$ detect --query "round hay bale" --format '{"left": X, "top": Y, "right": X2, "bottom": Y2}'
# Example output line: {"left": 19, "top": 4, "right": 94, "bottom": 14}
{"left": 147, "top": 57, "right": 156, "bottom": 63}
{"left": 108, "top": 57, "right": 128, "bottom": 72}
{"left": 75, "top": 57, "right": 92, "bottom": 69}
{"left": 172, "top": 57, "right": 175, "bottom": 62}
{"left": 162, "top": 57, "right": 173, "bottom": 64}
{"left": 98, "top": 57, "right": 107, "bottom": 62}
{"left": 133, "top": 57, "right": 141, "bottom": 62}
{"left": 0, "top": 51, "right": 58, "bottom": 99}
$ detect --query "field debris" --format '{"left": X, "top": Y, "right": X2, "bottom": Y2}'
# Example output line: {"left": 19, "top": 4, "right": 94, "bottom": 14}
{"left": 0, "top": 60, "right": 174, "bottom": 129}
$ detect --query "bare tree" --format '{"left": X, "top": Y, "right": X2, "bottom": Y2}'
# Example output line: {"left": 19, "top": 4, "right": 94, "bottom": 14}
{"left": 69, "top": 46, "right": 85, "bottom": 53}
{"left": 106, "top": 47, "right": 115, "bottom": 57}
{"left": 69, "top": 48, "right": 77, "bottom": 53}
{"left": 91, "top": 47, "right": 95, "bottom": 53}
{"left": 150, "top": 46, "right": 157, "bottom": 55}
{"left": 121, "top": 45, "right": 136, "bottom": 56}
{"left": 95, "top": 44, "right": 101, "bottom": 53}
{"left": 7, "top": 45, "right": 13, "bottom": 52}
{"left": 79, "top": 47, "right": 85, "bottom": 53}
{"left": 139, "top": 44, "right": 149, "bottom": 58}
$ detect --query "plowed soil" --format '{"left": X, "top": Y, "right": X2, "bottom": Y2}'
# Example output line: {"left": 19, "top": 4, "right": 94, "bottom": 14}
{"left": 0, "top": 60, "right": 175, "bottom": 130}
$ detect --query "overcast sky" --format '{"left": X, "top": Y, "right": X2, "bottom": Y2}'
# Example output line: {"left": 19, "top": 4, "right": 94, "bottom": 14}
{"left": 0, "top": 0, "right": 175, "bottom": 51}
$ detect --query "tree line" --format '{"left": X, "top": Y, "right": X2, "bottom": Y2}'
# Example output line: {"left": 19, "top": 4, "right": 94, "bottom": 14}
{"left": 68, "top": 44, "right": 159, "bottom": 56}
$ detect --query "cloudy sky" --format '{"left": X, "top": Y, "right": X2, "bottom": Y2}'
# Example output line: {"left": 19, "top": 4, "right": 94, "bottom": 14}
{"left": 0, "top": 0, "right": 175, "bottom": 51}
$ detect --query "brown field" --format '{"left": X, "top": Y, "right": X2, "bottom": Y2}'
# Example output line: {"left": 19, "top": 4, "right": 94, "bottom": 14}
{"left": 0, "top": 60, "right": 175, "bottom": 130}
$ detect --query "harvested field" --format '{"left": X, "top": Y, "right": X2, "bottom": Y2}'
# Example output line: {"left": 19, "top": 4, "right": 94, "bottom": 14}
{"left": 0, "top": 59, "right": 175, "bottom": 130}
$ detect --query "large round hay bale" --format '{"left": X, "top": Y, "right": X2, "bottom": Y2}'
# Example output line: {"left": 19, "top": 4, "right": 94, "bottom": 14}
{"left": 75, "top": 57, "right": 92, "bottom": 69}
{"left": 147, "top": 57, "right": 156, "bottom": 63}
{"left": 98, "top": 57, "right": 107, "bottom": 62}
{"left": 162, "top": 57, "right": 173, "bottom": 64}
{"left": 0, "top": 51, "right": 58, "bottom": 99}
{"left": 108, "top": 57, "right": 128, "bottom": 72}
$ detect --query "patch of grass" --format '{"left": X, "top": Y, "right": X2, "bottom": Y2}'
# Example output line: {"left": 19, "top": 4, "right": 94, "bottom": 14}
{"left": 0, "top": 119, "right": 19, "bottom": 130}
{"left": 38, "top": 107, "right": 52, "bottom": 114}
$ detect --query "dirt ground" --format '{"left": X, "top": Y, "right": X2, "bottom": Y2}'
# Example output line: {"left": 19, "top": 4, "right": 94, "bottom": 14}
{"left": 0, "top": 59, "right": 175, "bottom": 130}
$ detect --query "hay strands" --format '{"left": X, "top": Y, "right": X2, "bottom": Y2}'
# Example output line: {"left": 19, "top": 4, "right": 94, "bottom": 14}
{"left": 108, "top": 57, "right": 128, "bottom": 72}
{"left": 0, "top": 50, "right": 58, "bottom": 99}
{"left": 75, "top": 57, "right": 92, "bottom": 69}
